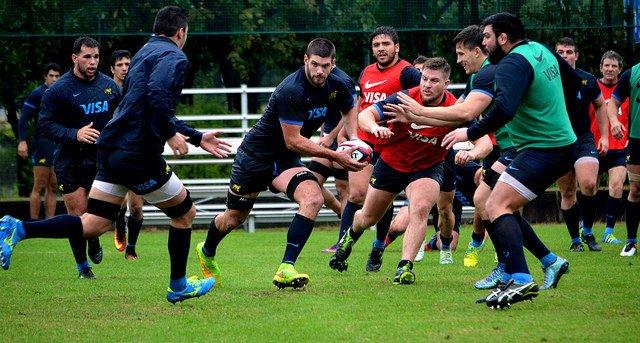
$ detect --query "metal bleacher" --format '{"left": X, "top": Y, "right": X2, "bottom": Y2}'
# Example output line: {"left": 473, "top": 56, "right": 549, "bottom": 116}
{"left": 142, "top": 84, "right": 473, "bottom": 231}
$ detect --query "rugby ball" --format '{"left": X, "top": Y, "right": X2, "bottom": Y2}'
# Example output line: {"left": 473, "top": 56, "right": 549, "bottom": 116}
{"left": 336, "top": 140, "right": 373, "bottom": 163}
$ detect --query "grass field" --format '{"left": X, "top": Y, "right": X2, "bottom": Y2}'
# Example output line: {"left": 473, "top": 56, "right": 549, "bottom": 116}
{"left": 0, "top": 223, "right": 638, "bottom": 342}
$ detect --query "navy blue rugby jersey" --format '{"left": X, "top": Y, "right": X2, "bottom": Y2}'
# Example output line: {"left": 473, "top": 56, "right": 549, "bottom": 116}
{"left": 239, "top": 66, "right": 356, "bottom": 160}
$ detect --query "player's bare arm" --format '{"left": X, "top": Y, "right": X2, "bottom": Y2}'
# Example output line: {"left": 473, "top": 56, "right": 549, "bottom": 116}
{"left": 357, "top": 106, "right": 393, "bottom": 139}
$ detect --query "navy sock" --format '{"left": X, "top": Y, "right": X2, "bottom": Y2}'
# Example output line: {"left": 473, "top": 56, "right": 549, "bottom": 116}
{"left": 471, "top": 231, "right": 485, "bottom": 246}
{"left": 69, "top": 239, "right": 88, "bottom": 264}
{"left": 127, "top": 216, "right": 143, "bottom": 246}
{"left": 626, "top": 200, "right": 640, "bottom": 241}
{"left": 453, "top": 197, "right": 463, "bottom": 233}
{"left": 578, "top": 193, "right": 597, "bottom": 230}
{"left": 203, "top": 217, "right": 230, "bottom": 257}
{"left": 338, "top": 201, "right": 362, "bottom": 242}
{"left": 76, "top": 260, "right": 90, "bottom": 273}
{"left": 439, "top": 232, "right": 453, "bottom": 249}
{"left": 485, "top": 220, "right": 505, "bottom": 264}
{"left": 115, "top": 207, "right": 126, "bottom": 236}
{"left": 168, "top": 226, "right": 191, "bottom": 281}
{"left": 169, "top": 277, "right": 187, "bottom": 292}
{"left": 515, "top": 212, "right": 551, "bottom": 260}
{"left": 605, "top": 195, "right": 623, "bottom": 229}
{"left": 282, "top": 214, "right": 315, "bottom": 265}
{"left": 561, "top": 202, "right": 580, "bottom": 240}
{"left": 492, "top": 213, "right": 530, "bottom": 276}
{"left": 23, "top": 214, "right": 83, "bottom": 239}
{"left": 375, "top": 206, "right": 393, "bottom": 242}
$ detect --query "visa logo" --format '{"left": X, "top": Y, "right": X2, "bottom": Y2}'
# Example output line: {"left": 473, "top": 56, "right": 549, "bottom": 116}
{"left": 308, "top": 107, "right": 327, "bottom": 120}
{"left": 363, "top": 92, "right": 387, "bottom": 104}
{"left": 80, "top": 101, "right": 109, "bottom": 115}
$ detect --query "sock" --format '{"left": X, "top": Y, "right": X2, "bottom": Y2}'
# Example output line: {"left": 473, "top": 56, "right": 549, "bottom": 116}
{"left": 385, "top": 231, "right": 402, "bottom": 247}
{"left": 87, "top": 237, "right": 101, "bottom": 252}
{"left": 375, "top": 206, "right": 393, "bottom": 242}
{"left": 453, "top": 197, "right": 463, "bottom": 233}
{"left": 604, "top": 196, "right": 623, "bottom": 230}
{"left": 430, "top": 206, "right": 439, "bottom": 232}
{"left": 512, "top": 272, "right": 533, "bottom": 284}
{"left": 338, "top": 201, "right": 362, "bottom": 242}
{"left": 627, "top": 238, "right": 638, "bottom": 244}
{"left": 127, "top": 216, "right": 143, "bottom": 246}
{"left": 22, "top": 214, "right": 82, "bottom": 239}
{"left": 491, "top": 213, "right": 530, "bottom": 276}
{"left": 282, "top": 214, "right": 315, "bottom": 265}
{"left": 439, "top": 232, "right": 453, "bottom": 249}
{"left": 578, "top": 193, "right": 597, "bottom": 230}
{"left": 167, "top": 226, "right": 191, "bottom": 281}
{"left": 114, "top": 207, "right": 126, "bottom": 236}
{"left": 485, "top": 220, "right": 505, "bottom": 264}
{"left": 76, "top": 260, "right": 89, "bottom": 273}
{"left": 471, "top": 231, "right": 484, "bottom": 247}
{"left": 169, "top": 277, "right": 187, "bottom": 292}
{"left": 514, "top": 212, "right": 551, "bottom": 260}
{"left": 540, "top": 252, "right": 558, "bottom": 268}
{"left": 373, "top": 238, "right": 385, "bottom": 250}
{"left": 202, "top": 217, "right": 230, "bottom": 257}
{"left": 561, "top": 202, "right": 580, "bottom": 240}
{"left": 626, "top": 200, "right": 640, "bottom": 241}
{"left": 571, "top": 237, "right": 581, "bottom": 244}
{"left": 348, "top": 226, "right": 365, "bottom": 242}
{"left": 582, "top": 227, "right": 593, "bottom": 236}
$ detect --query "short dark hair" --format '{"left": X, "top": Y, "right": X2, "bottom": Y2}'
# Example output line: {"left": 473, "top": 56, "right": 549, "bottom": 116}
{"left": 153, "top": 6, "right": 188, "bottom": 37}
{"left": 481, "top": 12, "right": 525, "bottom": 43}
{"left": 453, "top": 25, "right": 484, "bottom": 50}
{"left": 110, "top": 50, "right": 131, "bottom": 67}
{"left": 422, "top": 57, "right": 451, "bottom": 80}
{"left": 370, "top": 26, "right": 398, "bottom": 45}
{"left": 556, "top": 37, "right": 577, "bottom": 51}
{"left": 72, "top": 36, "right": 99, "bottom": 54}
{"left": 600, "top": 50, "right": 623, "bottom": 69}
{"left": 43, "top": 63, "right": 62, "bottom": 76}
{"left": 305, "top": 38, "right": 336, "bottom": 59}
{"left": 413, "top": 55, "right": 428, "bottom": 67}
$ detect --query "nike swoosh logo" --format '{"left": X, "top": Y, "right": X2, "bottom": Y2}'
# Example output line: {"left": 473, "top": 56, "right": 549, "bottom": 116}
{"left": 534, "top": 52, "right": 543, "bottom": 62}
{"left": 410, "top": 123, "right": 433, "bottom": 129}
{"left": 364, "top": 80, "right": 387, "bottom": 89}
{"left": 73, "top": 93, "right": 80, "bottom": 97}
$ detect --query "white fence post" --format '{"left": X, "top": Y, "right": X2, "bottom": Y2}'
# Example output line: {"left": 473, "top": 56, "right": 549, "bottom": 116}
{"left": 240, "top": 84, "right": 249, "bottom": 135}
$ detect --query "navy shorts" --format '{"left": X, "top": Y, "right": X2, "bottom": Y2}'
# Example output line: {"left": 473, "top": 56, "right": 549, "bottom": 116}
{"left": 598, "top": 149, "right": 627, "bottom": 173}
{"left": 55, "top": 157, "right": 97, "bottom": 194}
{"left": 441, "top": 149, "right": 456, "bottom": 193}
{"left": 500, "top": 143, "right": 577, "bottom": 200}
{"left": 496, "top": 147, "right": 518, "bottom": 167}
{"left": 575, "top": 133, "right": 599, "bottom": 163}
{"left": 482, "top": 145, "right": 501, "bottom": 171}
{"left": 229, "top": 148, "right": 304, "bottom": 195}
{"left": 30, "top": 137, "right": 57, "bottom": 167}
{"left": 455, "top": 159, "right": 481, "bottom": 204}
{"left": 627, "top": 138, "right": 640, "bottom": 165}
{"left": 95, "top": 149, "right": 173, "bottom": 195}
{"left": 370, "top": 158, "right": 444, "bottom": 194}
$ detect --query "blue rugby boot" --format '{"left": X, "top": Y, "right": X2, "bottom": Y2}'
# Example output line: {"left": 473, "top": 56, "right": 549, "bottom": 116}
{"left": 0, "top": 215, "right": 24, "bottom": 270}
{"left": 166, "top": 276, "right": 216, "bottom": 304}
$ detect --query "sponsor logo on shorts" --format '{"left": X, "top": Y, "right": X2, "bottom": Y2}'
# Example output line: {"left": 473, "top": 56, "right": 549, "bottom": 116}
{"left": 104, "top": 88, "right": 112, "bottom": 95}
{"left": 231, "top": 184, "right": 242, "bottom": 193}
{"left": 132, "top": 179, "right": 157, "bottom": 192}
{"left": 38, "top": 158, "right": 46, "bottom": 165}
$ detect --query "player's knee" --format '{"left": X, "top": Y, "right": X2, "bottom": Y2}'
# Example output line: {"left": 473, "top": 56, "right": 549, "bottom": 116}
{"left": 629, "top": 182, "right": 640, "bottom": 200}
{"left": 300, "top": 189, "right": 324, "bottom": 213}
{"left": 580, "top": 180, "right": 597, "bottom": 196}
{"left": 348, "top": 188, "right": 367, "bottom": 204}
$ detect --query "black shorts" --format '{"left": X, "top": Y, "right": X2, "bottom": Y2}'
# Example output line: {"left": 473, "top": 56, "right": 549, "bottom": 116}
{"left": 598, "top": 149, "right": 628, "bottom": 173}
{"left": 229, "top": 148, "right": 304, "bottom": 195}
{"left": 441, "top": 149, "right": 456, "bottom": 193}
{"left": 496, "top": 147, "right": 518, "bottom": 167}
{"left": 455, "top": 159, "right": 481, "bottom": 204}
{"left": 627, "top": 138, "right": 640, "bottom": 165}
{"left": 95, "top": 149, "right": 172, "bottom": 195}
{"left": 55, "top": 157, "right": 97, "bottom": 194}
{"left": 482, "top": 145, "right": 501, "bottom": 171}
{"left": 370, "top": 158, "right": 444, "bottom": 194}
{"left": 500, "top": 144, "right": 577, "bottom": 200}
{"left": 30, "top": 137, "right": 57, "bottom": 167}
{"left": 575, "top": 132, "right": 599, "bottom": 163}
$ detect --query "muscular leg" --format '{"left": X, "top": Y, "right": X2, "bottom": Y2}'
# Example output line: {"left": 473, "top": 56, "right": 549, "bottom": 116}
{"left": 63, "top": 188, "right": 92, "bottom": 270}
{"left": 557, "top": 171, "right": 581, "bottom": 245}
{"left": 603, "top": 166, "right": 626, "bottom": 241}
{"left": 125, "top": 192, "right": 145, "bottom": 259}
{"left": 575, "top": 159, "right": 599, "bottom": 239}
{"left": 29, "top": 166, "right": 50, "bottom": 220}
{"left": 401, "top": 178, "right": 440, "bottom": 261}
{"left": 437, "top": 191, "right": 455, "bottom": 249}
{"left": 44, "top": 169, "right": 57, "bottom": 218}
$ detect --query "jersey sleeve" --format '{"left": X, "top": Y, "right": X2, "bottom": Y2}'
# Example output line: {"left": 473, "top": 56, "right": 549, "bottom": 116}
{"left": 586, "top": 74, "right": 602, "bottom": 104}
{"left": 372, "top": 91, "right": 403, "bottom": 121}
{"left": 277, "top": 88, "right": 307, "bottom": 126}
{"left": 470, "top": 66, "right": 495, "bottom": 99}
{"left": 612, "top": 69, "right": 631, "bottom": 102}
{"left": 18, "top": 89, "right": 40, "bottom": 141}
{"left": 400, "top": 66, "right": 422, "bottom": 89}
{"left": 37, "top": 86, "right": 79, "bottom": 144}
{"left": 335, "top": 77, "right": 357, "bottom": 114}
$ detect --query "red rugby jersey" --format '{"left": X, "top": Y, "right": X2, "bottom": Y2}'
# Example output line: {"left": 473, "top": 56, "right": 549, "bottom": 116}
{"left": 590, "top": 79, "right": 629, "bottom": 150}
{"left": 358, "top": 59, "right": 414, "bottom": 147}
{"left": 378, "top": 87, "right": 457, "bottom": 173}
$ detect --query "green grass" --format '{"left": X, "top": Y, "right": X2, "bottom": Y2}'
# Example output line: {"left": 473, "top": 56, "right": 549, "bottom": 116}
{"left": 0, "top": 224, "right": 638, "bottom": 342}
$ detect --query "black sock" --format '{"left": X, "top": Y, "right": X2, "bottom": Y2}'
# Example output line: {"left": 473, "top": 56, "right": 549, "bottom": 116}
{"left": 492, "top": 213, "right": 529, "bottom": 275}
{"left": 397, "top": 259, "right": 413, "bottom": 269}
{"left": 87, "top": 237, "right": 101, "bottom": 251}
{"left": 127, "top": 216, "right": 143, "bottom": 246}
{"left": 21, "top": 215, "right": 86, "bottom": 265}
{"left": 626, "top": 200, "right": 640, "bottom": 240}
{"left": 202, "top": 217, "right": 230, "bottom": 257}
{"left": 605, "top": 195, "right": 623, "bottom": 228}
{"left": 578, "top": 193, "right": 596, "bottom": 229}
{"left": 439, "top": 232, "right": 453, "bottom": 247}
{"left": 282, "top": 214, "right": 315, "bottom": 264}
{"left": 471, "top": 231, "right": 485, "bottom": 243}
{"left": 485, "top": 220, "right": 505, "bottom": 264}
{"left": 514, "top": 212, "right": 550, "bottom": 260}
{"left": 115, "top": 207, "right": 126, "bottom": 236}
{"left": 338, "top": 201, "right": 362, "bottom": 242}
{"left": 376, "top": 206, "right": 393, "bottom": 242}
{"left": 348, "top": 226, "right": 365, "bottom": 242}
{"left": 430, "top": 206, "right": 439, "bottom": 232}
{"left": 561, "top": 202, "right": 580, "bottom": 240}
{"left": 453, "top": 197, "right": 463, "bottom": 233}
{"left": 168, "top": 226, "right": 191, "bottom": 280}
{"left": 386, "top": 230, "right": 402, "bottom": 245}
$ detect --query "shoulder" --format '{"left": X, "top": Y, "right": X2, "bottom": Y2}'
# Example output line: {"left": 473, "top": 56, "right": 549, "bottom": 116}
{"left": 275, "top": 69, "right": 306, "bottom": 99}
